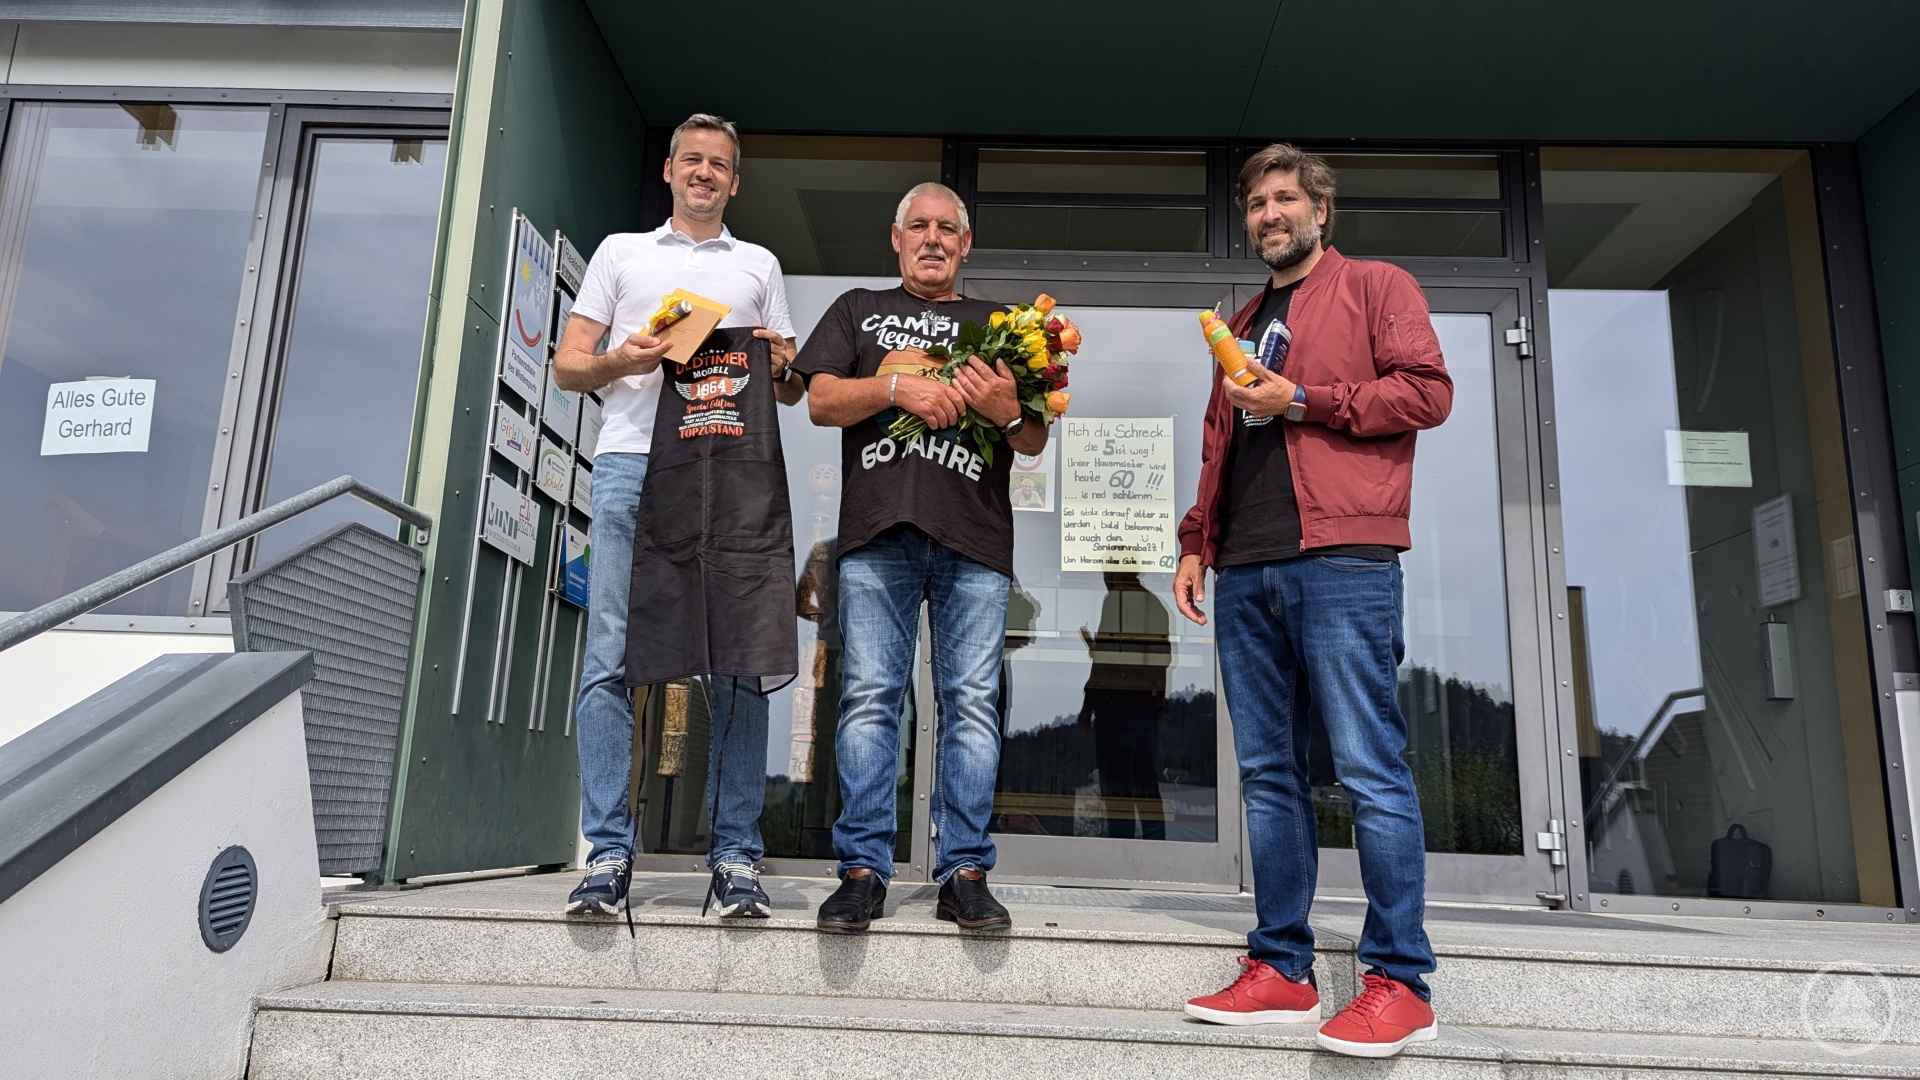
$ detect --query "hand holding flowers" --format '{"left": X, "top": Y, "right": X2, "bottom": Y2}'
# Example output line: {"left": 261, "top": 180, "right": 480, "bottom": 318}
{"left": 887, "top": 293, "right": 1082, "bottom": 464}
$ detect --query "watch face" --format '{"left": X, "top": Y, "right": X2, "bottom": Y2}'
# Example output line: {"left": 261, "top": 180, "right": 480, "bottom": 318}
{"left": 1004, "top": 417, "right": 1025, "bottom": 436}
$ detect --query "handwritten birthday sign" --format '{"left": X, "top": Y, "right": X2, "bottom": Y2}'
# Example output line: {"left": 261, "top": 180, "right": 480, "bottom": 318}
{"left": 1059, "top": 417, "right": 1177, "bottom": 571}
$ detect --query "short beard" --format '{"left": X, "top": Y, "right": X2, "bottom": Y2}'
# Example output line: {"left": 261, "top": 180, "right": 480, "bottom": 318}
{"left": 1258, "top": 220, "right": 1322, "bottom": 273}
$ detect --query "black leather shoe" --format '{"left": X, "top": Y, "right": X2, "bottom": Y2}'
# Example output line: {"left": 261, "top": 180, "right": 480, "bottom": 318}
{"left": 937, "top": 870, "right": 1011, "bottom": 932}
{"left": 817, "top": 872, "right": 887, "bottom": 934}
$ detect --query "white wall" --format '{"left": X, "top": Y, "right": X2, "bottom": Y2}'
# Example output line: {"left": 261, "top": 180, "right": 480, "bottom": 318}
{"left": 0, "top": 628, "right": 231, "bottom": 749}
{"left": 3, "top": 22, "right": 459, "bottom": 93}
{"left": 0, "top": 690, "right": 333, "bottom": 1079}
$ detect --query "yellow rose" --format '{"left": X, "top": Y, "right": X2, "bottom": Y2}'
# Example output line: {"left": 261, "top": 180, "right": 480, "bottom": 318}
{"left": 990, "top": 311, "right": 1007, "bottom": 329}
{"left": 1026, "top": 354, "right": 1048, "bottom": 370}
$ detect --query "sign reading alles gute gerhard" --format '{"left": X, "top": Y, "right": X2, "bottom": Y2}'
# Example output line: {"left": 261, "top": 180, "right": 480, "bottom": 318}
{"left": 41, "top": 378, "right": 156, "bottom": 456}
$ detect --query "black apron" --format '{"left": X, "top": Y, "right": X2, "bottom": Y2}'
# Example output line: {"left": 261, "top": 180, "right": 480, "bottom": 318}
{"left": 624, "top": 327, "right": 797, "bottom": 692}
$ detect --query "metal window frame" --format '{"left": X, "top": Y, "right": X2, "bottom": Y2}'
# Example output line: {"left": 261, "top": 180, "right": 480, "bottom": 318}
{"left": 198, "top": 106, "right": 452, "bottom": 614}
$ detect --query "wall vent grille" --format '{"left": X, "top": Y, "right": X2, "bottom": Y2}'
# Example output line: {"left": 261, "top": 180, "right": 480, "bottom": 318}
{"left": 198, "top": 846, "right": 257, "bottom": 952}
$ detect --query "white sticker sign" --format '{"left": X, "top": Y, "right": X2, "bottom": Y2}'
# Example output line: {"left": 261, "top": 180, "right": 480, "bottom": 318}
{"left": 1666, "top": 430, "right": 1752, "bottom": 488}
{"left": 41, "top": 378, "right": 156, "bottom": 456}
{"left": 1753, "top": 494, "right": 1801, "bottom": 608}
{"left": 1011, "top": 434, "right": 1056, "bottom": 513}
{"left": 1059, "top": 418, "right": 1177, "bottom": 571}
{"left": 572, "top": 462, "right": 594, "bottom": 517}
{"left": 491, "top": 403, "right": 535, "bottom": 472}
{"left": 480, "top": 474, "right": 538, "bottom": 565}
{"left": 499, "top": 216, "right": 553, "bottom": 405}
{"left": 541, "top": 370, "right": 579, "bottom": 444}
{"left": 577, "top": 394, "right": 604, "bottom": 461}
{"left": 535, "top": 437, "right": 572, "bottom": 503}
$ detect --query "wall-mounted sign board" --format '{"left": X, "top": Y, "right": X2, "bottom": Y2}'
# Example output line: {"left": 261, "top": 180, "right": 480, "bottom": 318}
{"left": 491, "top": 402, "right": 535, "bottom": 472}
{"left": 481, "top": 474, "right": 537, "bottom": 565}
{"left": 559, "top": 523, "right": 590, "bottom": 609}
{"left": 534, "top": 437, "right": 571, "bottom": 502}
{"left": 499, "top": 215, "right": 552, "bottom": 406}
{"left": 577, "top": 395, "right": 603, "bottom": 461}
{"left": 556, "top": 235, "right": 586, "bottom": 295}
{"left": 542, "top": 371, "right": 579, "bottom": 445}
{"left": 571, "top": 463, "right": 593, "bottom": 518}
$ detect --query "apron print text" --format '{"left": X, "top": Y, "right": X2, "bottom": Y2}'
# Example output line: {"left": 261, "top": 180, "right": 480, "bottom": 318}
{"left": 674, "top": 350, "right": 751, "bottom": 439}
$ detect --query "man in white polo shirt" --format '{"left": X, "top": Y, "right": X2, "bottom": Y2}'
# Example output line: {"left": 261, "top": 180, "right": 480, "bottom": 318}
{"left": 552, "top": 113, "right": 800, "bottom": 921}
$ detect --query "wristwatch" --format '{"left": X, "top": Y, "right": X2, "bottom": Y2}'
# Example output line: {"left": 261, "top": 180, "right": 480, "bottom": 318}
{"left": 1001, "top": 414, "right": 1027, "bottom": 438}
{"left": 1283, "top": 385, "right": 1307, "bottom": 423}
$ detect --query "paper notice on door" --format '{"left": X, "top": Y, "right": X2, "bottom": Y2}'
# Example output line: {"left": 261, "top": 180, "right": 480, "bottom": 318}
{"left": 1666, "top": 430, "right": 1752, "bottom": 487}
{"left": 1752, "top": 494, "right": 1801, "bottom": 607}
{"left": 41, "top": 378, "right": 156, "bottom": 456}
{"left": 1060, "top": 418, "right": 1177, "bottom": 571}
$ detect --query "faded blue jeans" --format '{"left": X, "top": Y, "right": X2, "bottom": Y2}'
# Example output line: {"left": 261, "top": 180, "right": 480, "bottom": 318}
{"left": 575, "top": 451, "right": 768, "bottom": 869}
{"left": 832, "top": 524, "right": 1006, "bottom": 884}
{"left": 1215, "top": 556, "right": 1436, "bottom": 998}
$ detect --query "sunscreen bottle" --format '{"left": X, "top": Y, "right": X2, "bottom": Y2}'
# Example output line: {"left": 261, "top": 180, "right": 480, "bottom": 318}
{"left": 1200, "top": 309, "right": 1258, "bottom": 387}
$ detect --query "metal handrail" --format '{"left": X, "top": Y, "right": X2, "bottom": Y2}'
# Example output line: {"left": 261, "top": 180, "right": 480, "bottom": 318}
{"left": 0, "top": 475, "right": 431, "bottom": 654}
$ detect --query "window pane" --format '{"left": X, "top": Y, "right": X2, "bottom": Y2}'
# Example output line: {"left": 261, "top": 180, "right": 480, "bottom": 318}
{"left": 1321, "top": 153, "right": 1501, "bottom": 200}
{"left": 978, "top": 149, "right": 1207, "bottom": 195}
{"left": 1330, "top": 209, "right": 1504, "bottom": 258}
{"left": 1545, "top": 147, "right": 1893, "bottom": 905}
{"left": 254, "top": 136, "right": 448, "bottom": 564}
{"left": 0, "top": 103, "right": 268, "bottom": 616}
{"left": 974, "top": 204, "right": 1208, "bottom": 253}
{"left": 725, "top": 135, "right": 941, "bottom": 276}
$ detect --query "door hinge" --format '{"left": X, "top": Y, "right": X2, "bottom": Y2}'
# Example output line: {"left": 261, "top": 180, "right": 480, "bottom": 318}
{"left": 1535, "top": 891, "right": 1568, "bottom": 909}
{"left": 1535, "top": 818, "right": 1567, "bottom": 867}
{"left": 1504, "top": 317, "right": 1534, "bottom": 359}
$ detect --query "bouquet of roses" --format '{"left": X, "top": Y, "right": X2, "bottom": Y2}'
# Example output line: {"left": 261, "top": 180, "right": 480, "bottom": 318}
{"left": 886, "top": 293, "right": 1080, "bottom": 465}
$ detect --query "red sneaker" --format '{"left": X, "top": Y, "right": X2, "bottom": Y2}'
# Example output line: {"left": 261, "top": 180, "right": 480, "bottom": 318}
{"left": 1184, "top": 956, "right": 1321, "bottom": 1025}
{"left": 1315, "top": 972, "right": 1437, "bottom": 1057}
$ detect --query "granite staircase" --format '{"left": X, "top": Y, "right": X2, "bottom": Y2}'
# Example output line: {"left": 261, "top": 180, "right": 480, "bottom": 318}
{"left": 247, "top": 872, "right": 1920, "bottom": 1078}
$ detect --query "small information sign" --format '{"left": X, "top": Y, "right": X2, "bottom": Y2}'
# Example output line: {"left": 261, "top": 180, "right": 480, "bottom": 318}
{"left": 555, "top": 234, "right": 586, "bottom": 294}
{"left": 558, "top": 523, "right": 590, "bottom": 608}
{"left": 571, "top": 463, "right": 594, "bottom": 518}
{"left": 499, "top": 215, "right": 553, "bottom": 405}
{"left": 577, "top": 395, "right": 604, "bottom": 461}
{"left": 535, "top": 437, "right": 572, "bottom": 502}
{"left": 541, "top": 370, "right": 580, "bottom": 444}
{"left": 480, "top": 474, "right": 537, "bottom": 565}
{"left": 491, "top": 402, "right": 536, "bottom": 472}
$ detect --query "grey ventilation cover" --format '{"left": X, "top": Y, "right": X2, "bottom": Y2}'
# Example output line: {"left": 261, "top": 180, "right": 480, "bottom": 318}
{"left": 199, "top": 846, "right": 257, "bottom": 952}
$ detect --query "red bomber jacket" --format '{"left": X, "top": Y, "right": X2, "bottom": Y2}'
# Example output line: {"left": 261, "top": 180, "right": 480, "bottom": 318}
{"left": 1176, "top": 248, "right": 1454, "bottom": 568}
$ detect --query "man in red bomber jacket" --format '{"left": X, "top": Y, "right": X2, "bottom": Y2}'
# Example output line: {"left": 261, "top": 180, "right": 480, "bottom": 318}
{"left": 1174, "top": 143, "right": 1453, "bottom": 1060}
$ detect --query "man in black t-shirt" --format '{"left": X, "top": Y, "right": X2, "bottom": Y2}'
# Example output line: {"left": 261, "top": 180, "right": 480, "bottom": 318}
{"left": 792, "top": 182, "right": 1051, "bottom": 935}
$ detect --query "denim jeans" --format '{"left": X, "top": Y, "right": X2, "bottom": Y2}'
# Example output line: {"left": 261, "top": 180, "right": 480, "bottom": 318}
{"left": 833, "top": 525, "right": 1007, "bottom": 883}
{"left": 575, "top": 451, "right": 768, "bottom": 868}
{"left": 1215, "top": 556, "right": 1436, "bottom": 998}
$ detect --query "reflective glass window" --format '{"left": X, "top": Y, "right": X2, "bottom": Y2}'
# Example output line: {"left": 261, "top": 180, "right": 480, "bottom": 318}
{"left": 1321, "top": 154, "right": 1501, "bottom": 200}
{"left": 977, "top": 149, "right": 1207, "bottom": 195}
{"left": 973, "top": 204, "right": 1208, "bottom": 253}
{"left": 1329, "top": 210, "right": 1504, "bottom": 258}
{"left": 0, "top": 103, "right": 268, "bottom": 616}
{"left": 1544, "top": 147, "right": 1892, "bottom": 905}
{"left": 723, "top": 136, "right": 941, "bottom": 276}
{"left": 254, "top": 136, "right": 448, "bottom": 563}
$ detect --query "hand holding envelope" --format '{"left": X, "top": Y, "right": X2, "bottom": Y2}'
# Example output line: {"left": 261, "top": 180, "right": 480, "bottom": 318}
{"left": 646, "top": 288, "right": 732, "bottom": 367}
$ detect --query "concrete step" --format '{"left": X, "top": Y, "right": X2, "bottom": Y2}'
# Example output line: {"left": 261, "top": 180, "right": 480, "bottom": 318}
{"left": 249, "top": 980, "right": 1920, "bottom": 1080}
{"left": 328, "top": 871, "right": 1920, "bottom": 1047}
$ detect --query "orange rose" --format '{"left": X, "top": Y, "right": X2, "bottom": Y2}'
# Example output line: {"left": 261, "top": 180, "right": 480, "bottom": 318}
{"left": 1033, "top": 294, "right": 1057, "bottom": 314}
{"left": 1057, "top": 323, "right": 1082, "bottom": 353}
{"left": 1047, "top": 390, "right": 1070, "bottom": 415}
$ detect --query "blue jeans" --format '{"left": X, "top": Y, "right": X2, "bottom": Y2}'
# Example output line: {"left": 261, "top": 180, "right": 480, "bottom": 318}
{"left": 575, "top": 451, "right": 768, "bottom": 868}
{"left": 833, "top": 525, "right": 1006, "bottom": 884}
{"left": 1215, "top": 556, "right": 1436, "bottom": 998}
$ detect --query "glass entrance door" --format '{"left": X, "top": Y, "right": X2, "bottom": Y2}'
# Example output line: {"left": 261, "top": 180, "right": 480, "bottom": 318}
{"left": 939, "top": 277, "right": 1565, "bottom": 901}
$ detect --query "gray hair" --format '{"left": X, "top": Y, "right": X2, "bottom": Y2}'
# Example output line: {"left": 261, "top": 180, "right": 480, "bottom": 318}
{"left": 669, "top": 113, "right": 740, "bottom": 169}
{"left": 894, "top": 182, "right": 970, "bottom": 233}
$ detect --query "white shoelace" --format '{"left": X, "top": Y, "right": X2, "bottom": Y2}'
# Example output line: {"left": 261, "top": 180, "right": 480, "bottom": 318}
{"left": 715, "top": 861, "right": 759, "bottom": 888}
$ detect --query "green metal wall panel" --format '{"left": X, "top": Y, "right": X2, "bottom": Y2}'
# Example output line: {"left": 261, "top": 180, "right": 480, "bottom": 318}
{"left": 384, "top": 0, "right": 648, "bottom": 881}
{"left": 1860, "top": 91, "right": 1920, "bottom": 589}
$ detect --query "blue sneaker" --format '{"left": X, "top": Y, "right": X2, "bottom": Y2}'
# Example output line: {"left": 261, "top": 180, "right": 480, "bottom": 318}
{"left": 704, "top": 861, "right": 770, "bottom": 918}
{"left": 565, "top": 855, "right": 631, "bottom": 916}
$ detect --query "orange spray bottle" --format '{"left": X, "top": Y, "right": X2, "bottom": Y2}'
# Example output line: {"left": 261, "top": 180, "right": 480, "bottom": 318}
{"left": 1200, "top": 308, "right": 1258, "bottom": 387}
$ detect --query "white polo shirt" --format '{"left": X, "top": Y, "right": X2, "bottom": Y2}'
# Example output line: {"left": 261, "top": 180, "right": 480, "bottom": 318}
{"left": 571, "top": 221, "right": 794, "bottom": 455}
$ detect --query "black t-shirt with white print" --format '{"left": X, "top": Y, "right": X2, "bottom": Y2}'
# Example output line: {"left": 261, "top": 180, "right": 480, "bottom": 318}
{"left": 792, "top": 286, "right": 1015, "bottom": 578}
